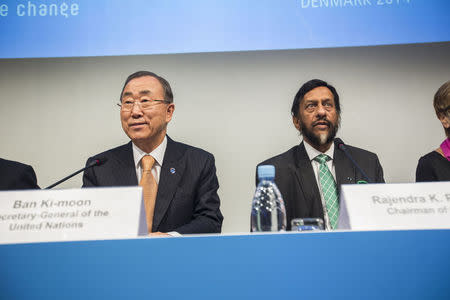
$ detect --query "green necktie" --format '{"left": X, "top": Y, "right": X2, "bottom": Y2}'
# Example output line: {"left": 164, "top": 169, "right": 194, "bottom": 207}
{"left": 314, "top": 154, "right": 339, "bottom": 229}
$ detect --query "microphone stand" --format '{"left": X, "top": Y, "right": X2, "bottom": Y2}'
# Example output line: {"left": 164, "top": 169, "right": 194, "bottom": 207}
{"left": 45, "top": 159, "right": 103, "bottom": 189}
{"left": 335, "top": 139, "right": 373, "bottom": 183}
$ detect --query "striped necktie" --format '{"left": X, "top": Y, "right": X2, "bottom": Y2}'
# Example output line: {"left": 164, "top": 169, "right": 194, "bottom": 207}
{"left": 314, "top": 154, "right": 339, "bottom": 229}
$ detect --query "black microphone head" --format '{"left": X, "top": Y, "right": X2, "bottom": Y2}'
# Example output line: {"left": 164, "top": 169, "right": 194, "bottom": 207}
{"left": 334, "top": 138, "right": 345, "bottom": 149}
{"left": 94, "top": 157, "right": 108, "bottom": 166}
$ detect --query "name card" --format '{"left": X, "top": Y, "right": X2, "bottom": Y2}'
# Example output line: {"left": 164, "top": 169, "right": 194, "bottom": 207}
{"left": 338, "top": 182, "right": 450, "bottom": 230}
{"left": 0, "top": 187, "right": 145, "bottom": 244}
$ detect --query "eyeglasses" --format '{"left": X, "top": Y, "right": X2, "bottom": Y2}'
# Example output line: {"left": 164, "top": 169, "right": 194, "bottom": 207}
{"left": 117, "top": 99, "right": 170, "bottom": 111}
{"left": 439, "top": 105, "right": 450, "bottom": 113}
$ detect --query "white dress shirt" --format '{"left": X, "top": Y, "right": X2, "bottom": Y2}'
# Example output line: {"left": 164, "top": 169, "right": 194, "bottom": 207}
{"left": 132, "top": 136, "right": 167, "bottom": 184}
{"left": 303, "top": 141, "right": 336, "bottom": 230}
{"left": 131, "top": 136, "right": 180, "bottom": 237}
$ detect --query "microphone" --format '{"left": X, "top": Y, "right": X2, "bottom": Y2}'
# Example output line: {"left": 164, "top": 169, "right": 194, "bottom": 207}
{"left": 334, "top": 138, "right": 373, "bottom": 183}
{"left": 45, "top": 157, "right": 108, "bottom": 189}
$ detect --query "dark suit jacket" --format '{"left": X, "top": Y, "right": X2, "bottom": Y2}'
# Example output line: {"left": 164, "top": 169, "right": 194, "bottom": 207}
{"left": 0, "top": 158, "right": 39, "bottom": 190}
{"left": 258, "top": 141, "right": 384, "bottom": 230}
{"left": 82, "top": 136, "right": 223, "bottom": 234}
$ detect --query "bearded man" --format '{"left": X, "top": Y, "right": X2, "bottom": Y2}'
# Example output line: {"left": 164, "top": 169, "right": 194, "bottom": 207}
{"left": 257, "top": 79, "right": 384, "bottom": 230}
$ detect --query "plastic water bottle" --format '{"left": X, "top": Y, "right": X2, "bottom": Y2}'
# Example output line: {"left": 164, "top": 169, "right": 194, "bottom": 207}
{"left": 251, "top": 165, "right": 287, "bottom": 232}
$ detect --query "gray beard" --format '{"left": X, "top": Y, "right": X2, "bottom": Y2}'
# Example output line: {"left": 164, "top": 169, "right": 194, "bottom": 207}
{"left": 300, "top": 120, "right": 339, "bottom": 147}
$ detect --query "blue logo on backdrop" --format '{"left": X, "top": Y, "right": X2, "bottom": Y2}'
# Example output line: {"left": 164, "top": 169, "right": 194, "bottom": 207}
{"left": 0, "top": 0, "right": 448, "bottom": 58}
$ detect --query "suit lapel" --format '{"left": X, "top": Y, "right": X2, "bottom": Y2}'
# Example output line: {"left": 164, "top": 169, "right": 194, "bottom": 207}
{"left": 152, "top": 136, "right": 185, "bottom": 231}
{"left": 293, "top": 142, "right": 323, "bottom": 215}
{"left": 334, "top": 144, "right": 355, "bottom": 196}
{"left": 113, "top": 142, "right": 138, "bottom": 186}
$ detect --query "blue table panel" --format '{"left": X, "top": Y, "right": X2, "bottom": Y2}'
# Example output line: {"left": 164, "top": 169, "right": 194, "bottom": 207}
{"left": 0, "top": 230, "right": 449, "bottom": 299}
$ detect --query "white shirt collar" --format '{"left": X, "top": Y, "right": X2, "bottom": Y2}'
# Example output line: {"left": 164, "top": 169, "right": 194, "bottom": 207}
{"left": 132, "top": 136, "right": 167, "bottom": 168}
{"left": 303, "top": 139, "right": 335, "bottom": 162}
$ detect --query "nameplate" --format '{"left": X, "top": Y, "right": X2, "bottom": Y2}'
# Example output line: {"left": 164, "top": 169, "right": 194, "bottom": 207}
{"left": 0, "top": 187, "right": 145, "bottom": 244}
{"left": 338, "top": 182, "right": 450, "bottom": 230}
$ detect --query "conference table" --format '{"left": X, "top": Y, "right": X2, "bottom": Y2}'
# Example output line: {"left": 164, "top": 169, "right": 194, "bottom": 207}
{"left": 1, "top": 229, "right": 449, "bottom": 299}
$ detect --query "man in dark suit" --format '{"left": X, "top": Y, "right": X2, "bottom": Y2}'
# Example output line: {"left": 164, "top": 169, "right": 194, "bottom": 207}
{"left": 0, "top": 158, "right": 40, "bottom": 190}
{"left": 83, "top": 71, "right": 223, "bottom": 235}
{"left": 258, "top": 79, "right": 384, "bottom": 230}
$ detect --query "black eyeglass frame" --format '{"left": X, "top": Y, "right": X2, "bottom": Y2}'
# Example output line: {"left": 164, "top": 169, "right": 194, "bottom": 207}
{"left": 116, "top": 99, "right": 171, "bottom": 111}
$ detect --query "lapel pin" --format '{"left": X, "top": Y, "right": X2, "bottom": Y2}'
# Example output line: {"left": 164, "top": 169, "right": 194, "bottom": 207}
{"left": 170, "top": 168, "right": 176, "bottom": 174}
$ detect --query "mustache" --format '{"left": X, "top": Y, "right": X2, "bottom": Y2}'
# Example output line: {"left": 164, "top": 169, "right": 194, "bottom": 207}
{"left": 312, "top": 119, "right": 331, "bottom": 127}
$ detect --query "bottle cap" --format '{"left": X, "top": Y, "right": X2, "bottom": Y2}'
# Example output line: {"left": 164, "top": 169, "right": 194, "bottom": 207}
{"left": 258, "top": 165, "right": 275, "bottom": 180}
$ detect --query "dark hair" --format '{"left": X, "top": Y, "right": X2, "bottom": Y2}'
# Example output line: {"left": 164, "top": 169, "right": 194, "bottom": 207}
{"left": 433, "top": 80, "right": 450, "bottom": 117}
{"left": 119, "top": 71, "right": 174, "bottom": 103}
{"left": 291, "top": 79, "right": 340, "bottom": 118}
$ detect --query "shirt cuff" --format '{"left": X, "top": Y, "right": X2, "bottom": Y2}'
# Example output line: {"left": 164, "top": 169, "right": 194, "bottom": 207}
{"left": 167, "top": 231, "right": 182, "bottom": 237}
